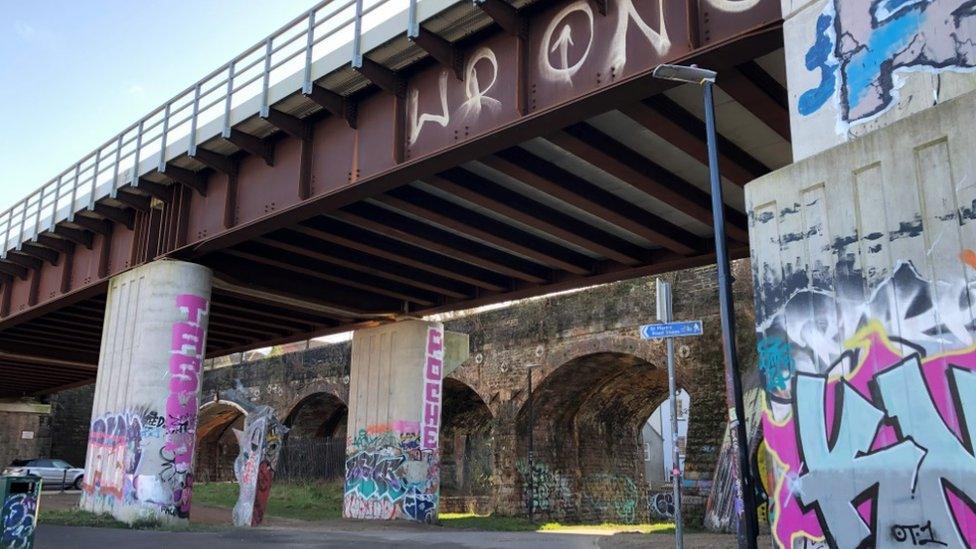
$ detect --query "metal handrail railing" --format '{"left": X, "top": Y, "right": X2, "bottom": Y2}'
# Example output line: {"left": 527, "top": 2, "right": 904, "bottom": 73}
{"left": 0, "top": 0, "right": 419, "bottom": 258}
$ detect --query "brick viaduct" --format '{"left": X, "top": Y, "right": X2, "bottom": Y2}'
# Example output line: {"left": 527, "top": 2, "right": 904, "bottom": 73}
{"left": 50, "top": 260, "right": 757, "bottom": 525}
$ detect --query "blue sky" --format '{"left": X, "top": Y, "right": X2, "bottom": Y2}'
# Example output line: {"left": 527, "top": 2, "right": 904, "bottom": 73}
{"left": 0, "top": 0, "right": 319, "bottom": 212}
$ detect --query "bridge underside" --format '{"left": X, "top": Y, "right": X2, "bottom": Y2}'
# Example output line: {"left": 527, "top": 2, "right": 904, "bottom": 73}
{"left": 0, "top": 1, "right": 788, "bottom": 397}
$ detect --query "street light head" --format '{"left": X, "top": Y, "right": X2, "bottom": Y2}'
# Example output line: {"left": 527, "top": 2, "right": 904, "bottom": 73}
{"left": 652, "top": 64, "right": 717, "bottom": 85}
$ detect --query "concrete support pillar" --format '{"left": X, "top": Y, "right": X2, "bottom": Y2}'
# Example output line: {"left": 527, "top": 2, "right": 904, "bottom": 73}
{"left": 343, "top": 320, "right": 447, "bottom": 523}
{"left": 80, "top": 260, "right": 212, "bottom": 524}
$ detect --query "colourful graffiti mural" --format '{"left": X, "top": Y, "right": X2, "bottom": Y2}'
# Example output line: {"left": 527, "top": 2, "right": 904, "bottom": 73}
{"left": 753, "top": 258, "right": 976, "bottom": 548}
{"left": 1, "top": 493, "right": 36, "bottom": 549}
{"left": 798, "top": 0, "right": 976, "bottom": 126}
{"left": 232, "top": 405, "right": 287, "bottom": 527}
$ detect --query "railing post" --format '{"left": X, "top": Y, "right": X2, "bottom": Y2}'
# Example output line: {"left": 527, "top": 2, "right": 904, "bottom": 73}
{"left": 222, "top": 62, "right": 236, "bottom": 138}
{"left": 352, "top": 0, "right": 364, "bottom": 68}
{"left": 69, "top": 163, "right": 81, "bottom": 223}
{"left": 33, "top": 186, "right": 44, "bottom": 240}
{"left": 89, "top": 148, "right": 101, "bottom": 211}
{"left": 302, "top": 9, "right": 316, "bottom": 95}
{"left": 189, "top": 83, "right": 202, "bottom": 157}
{"left": 159, "top": 102, "right": 171, "bottom": 172}
{"left": 132, "top": 120, "right": 144, "bottom": 189}
{"left": 260, "top": 37, "right": 273, "bottom": 117}
{"left": 111, "top": 134, "right": 123, "bottom": 198}
{"left": 408, "top": 0, "right": 419, "bottom": 38}
{"left": 18, "top": 196, "right": 28, "bottom": 249}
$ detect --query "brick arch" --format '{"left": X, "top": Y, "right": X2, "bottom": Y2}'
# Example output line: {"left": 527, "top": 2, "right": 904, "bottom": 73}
{"left": 440, "top": 377, "right": 495, "bottom": 508}
{"left": 281, "top": 380, "right": 348, "bottom": 423}
{"left": 196, "top": 400, "right": 247, "bottom": 482}
{"left": 283, "top": 385, "right": 348, "bottom": 440}
{"left": 509, "top": 340, "right": 691, "bottom": 524}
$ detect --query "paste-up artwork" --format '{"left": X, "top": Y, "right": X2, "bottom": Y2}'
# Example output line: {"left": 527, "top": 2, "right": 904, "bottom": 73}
{"left": 232, "top": 405, "right": 288, "bottom": 527}
{"left": 798, "top": 0, "right": 976, "bottom": 127}
{"left": 343, "top": 325, "right": 444, "bottom": 523}
{"left": 1, "top": 493, "right": 36, "bottom": 549}
{"left": 81, "top": 293, "right": 209, "bottom": 521}
{"left": 749, "top": 162, "right": 976, "bottom": 547}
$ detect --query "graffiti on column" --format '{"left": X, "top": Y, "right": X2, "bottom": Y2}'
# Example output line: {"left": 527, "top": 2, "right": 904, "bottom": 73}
{"left": 1, "top": 493, "right": 36, "bottom": 549}
{"left": 798, "top": 0, "right": 976, "bottom": 127}
{"left": 752, "top": 192, "right": 976, "bottom": 548}
{"left": 80, "top": 293, "right": 209, "bottom": 520}
{"left": 232, "top": 405, "right": 288, "bottom": 527}
{"left": 343, "top": 324, "right": 445, "bottom": 523}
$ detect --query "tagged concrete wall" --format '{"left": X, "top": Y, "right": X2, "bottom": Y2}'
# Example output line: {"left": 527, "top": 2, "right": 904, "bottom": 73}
{"left": 783, "top": 0, "right": 976, "bottom": 160}
{"left": 746, "top": 90, "right": 976, "bottom": 547}
{"left": 80, "top": 260, "right": 212, "bottom": 524}
{"left": 343, "top": 320, "right": 445, "bottom": 523}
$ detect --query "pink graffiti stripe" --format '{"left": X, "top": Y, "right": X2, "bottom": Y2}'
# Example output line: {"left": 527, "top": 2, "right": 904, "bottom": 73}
{"left": 165, "top": 294, "right": 209, "bottom": 471}
{"left": 421, "top": 326, "right": 443, "bottom": 450}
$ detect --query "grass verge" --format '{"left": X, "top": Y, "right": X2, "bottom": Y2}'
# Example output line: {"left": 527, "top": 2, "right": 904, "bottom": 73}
{"left": 438, "top": 513, "right": 675, "bottom": 534}
{"left": 38, "top": 508, "right": 217, "bottom": 531}
{"left": 193, "top": 480, "right": 344, "bottom": 522}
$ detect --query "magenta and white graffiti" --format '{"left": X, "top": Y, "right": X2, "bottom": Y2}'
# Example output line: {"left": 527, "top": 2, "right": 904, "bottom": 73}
{"left": 754, "top": 256, "right": 976, "bottom": 547}
{"left": 422, "top": 326, "right": 444, "bottom": 451}
{"left": 161, "top": 293, "right": 209, "bottom": 518}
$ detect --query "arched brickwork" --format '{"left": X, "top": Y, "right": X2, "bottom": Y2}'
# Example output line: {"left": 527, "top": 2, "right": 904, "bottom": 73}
{"left": 283, "top": 391, "right": 348, "bottom": 440}
{"left": 439, "top": 378, "right": 494, "bottom": 513}
{"left": 196, "top": 400, "right": 247, "bottom": 482}
{"left": 509, "top": 350, "right": 685, "bottom": 524}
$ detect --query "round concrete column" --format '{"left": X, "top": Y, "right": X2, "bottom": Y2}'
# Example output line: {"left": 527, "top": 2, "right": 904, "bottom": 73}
{"left": 80, "top": 260, "right": 212, "bottom": 524}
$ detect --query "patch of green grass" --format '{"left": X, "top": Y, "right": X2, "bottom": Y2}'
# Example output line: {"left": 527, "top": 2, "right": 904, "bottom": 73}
{"left": 38, "top": 508, "right": 215, "bottom": 531}
{"left": 438, "top": 513, "right": 675, "bottom": 534}
{"left": 438, "top": 513, "right": 536, "bottom": 531}
{"left": 192, "top": 480, "right": 345, "bottom": 522}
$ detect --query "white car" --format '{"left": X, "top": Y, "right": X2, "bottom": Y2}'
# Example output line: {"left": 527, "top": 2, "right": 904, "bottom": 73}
{"left": 3, "top": 459, "right": 84, "bottom": 489}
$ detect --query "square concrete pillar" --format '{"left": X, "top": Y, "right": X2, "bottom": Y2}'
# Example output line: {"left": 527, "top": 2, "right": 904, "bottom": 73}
{"left": 80, "top": 260, "right": 212, "bottom": 524}
{"left": 343, "top": 320, "right": 447, "bottom": 523}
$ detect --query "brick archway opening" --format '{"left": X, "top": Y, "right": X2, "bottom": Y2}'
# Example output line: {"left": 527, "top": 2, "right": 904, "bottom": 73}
{"left": 514, "top": 352, "right": 671, "bottom": 523}
{"left": 440, "top": 377, "right": 494, "bottom": 514}
{"left": 196, "top": 401, "right": 247, "bottom": 482}
{"left": 279, "top": 392, "right": 347, "bottom": 481}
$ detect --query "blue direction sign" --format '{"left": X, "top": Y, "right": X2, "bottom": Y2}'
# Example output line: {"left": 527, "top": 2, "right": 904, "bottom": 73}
{"left": 639, "top": 320, "right": 703, "bottom": 339}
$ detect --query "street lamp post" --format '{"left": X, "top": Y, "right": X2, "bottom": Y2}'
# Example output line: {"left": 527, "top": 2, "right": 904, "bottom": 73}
{"left": 651, "top": 63, "right": 758, "bottom": 549}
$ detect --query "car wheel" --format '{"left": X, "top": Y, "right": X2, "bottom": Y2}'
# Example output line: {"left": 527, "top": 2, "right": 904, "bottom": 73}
{"left": 73, "top": 476, "right": 83, "bottom": 490}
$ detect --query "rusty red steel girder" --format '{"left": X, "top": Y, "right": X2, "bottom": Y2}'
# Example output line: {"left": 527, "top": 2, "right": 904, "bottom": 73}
{"left": 0, "top": 0, "right": 784, "bottom": 391}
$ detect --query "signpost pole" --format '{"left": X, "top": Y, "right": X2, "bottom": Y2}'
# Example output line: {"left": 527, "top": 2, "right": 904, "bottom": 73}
{"left": 656, "top": 278, "right": 683, "bottom": 549}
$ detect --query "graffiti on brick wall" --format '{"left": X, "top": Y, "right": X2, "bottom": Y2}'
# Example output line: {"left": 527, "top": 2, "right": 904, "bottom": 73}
{"left": 753, "top": 257, "right": 976, "bottom": 548}
{"left": 232, "top": 405, "right": 287, "bottom": 527}
{"left": 81, "top": 293, "right": 209, "bottom": 520}
{"left": 516, "top": 459, "right": 574, "bottom": 518}
{"left": 581, "top": 474, "right": 639, "bottom": 523}
{"left": 1, "top": 493, "right": 36, "bottom": 549}
{"left": 798, "top": 0, "right": 976, "bottom": 127}
{"left": 649, "top": 491, "right": 674, "bottom": 519}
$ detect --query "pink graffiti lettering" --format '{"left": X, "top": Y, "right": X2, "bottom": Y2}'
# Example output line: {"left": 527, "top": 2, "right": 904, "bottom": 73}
{"left": 164, "top": 293, "right": 209, "bottom": 506}
{"left": 421, "top": 326, "right": 444, "bottom": 450}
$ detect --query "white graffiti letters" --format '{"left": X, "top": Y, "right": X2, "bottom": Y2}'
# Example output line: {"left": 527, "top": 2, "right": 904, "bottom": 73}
{"left": 540, "top": 1, "right": 594, "bottom": 83}
{"left": 609, "top": 0, "right": 670, "bottom": 72}
{"left": 408, "top": 71, "right": 450, "bottom": 146}
{"left": 457, "top": 47, "right": 502, "bottom": 121}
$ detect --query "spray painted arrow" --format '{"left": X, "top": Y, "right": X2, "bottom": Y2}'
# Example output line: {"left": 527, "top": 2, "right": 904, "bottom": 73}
{"left": 549, "top": 24, "right": 574, "bottom": 70}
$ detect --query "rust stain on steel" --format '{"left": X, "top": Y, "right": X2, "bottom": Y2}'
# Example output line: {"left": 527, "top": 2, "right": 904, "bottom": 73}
{"left": 698, "top": 0, "right": 781, "bottom": 46}
{"left": 236, "top": 137, "right": 303, "bottom": 226}
{"left": 186, "top": 171, "right": 233, "bottom": 245}
{"left": 405, "top": 33, "right": 520, "bottom": 160}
